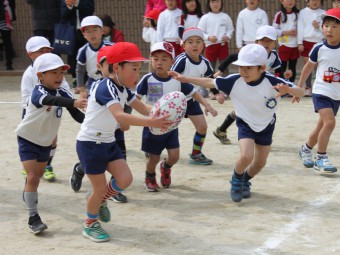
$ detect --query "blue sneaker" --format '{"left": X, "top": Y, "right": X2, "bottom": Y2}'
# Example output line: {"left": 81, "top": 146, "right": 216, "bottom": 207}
{"left": 242, "top": 180, "right": 251, "bottom": 199}
{"left": 82, "top": 221, "right": 110, "bottom": 242}
{"left": 314, "top": 156, "right": 337, "bottom": 173}
{"left": 230, "top": 177, "right": 243, "bottom": 202}
{"left": 298, "top": 146, "right": 314, "bottom": 168}
{"left": 189, "top": 153, "right": 213, "bottom": 165}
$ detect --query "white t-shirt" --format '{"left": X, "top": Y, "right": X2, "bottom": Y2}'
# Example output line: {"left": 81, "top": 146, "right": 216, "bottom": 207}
{"left": 273, "top": 11, "right": 298, "bottom": 47}
{"left": 297, "top": 7, "right": 325, "bottom": 44}
{"left": 156, "top": 8, "right": 182, "bottom": 42}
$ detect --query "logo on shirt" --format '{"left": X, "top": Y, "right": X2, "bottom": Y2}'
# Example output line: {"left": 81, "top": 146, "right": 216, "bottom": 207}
{"left": 323, "top": 67, "right": 340, "bottom": 83}
{"left": 96, "top": 132, "right": 102, "bottom": 137}
{"left": 265, "top": 97, "right": 277, "bottom": 109}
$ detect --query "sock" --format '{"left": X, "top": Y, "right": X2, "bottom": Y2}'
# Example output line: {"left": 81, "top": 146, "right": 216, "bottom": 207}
{"left": 146, "top": 171, "right": 156, "bottom": 178}
{"left": 220, "top": 112, "right": 236, "bottom": 132}
{"left": 47, "top": 145, "right": 57, "bottom": 167}
{"left": 192, "top": 132, "right": 206, "bottom": 156}
{"left": 316, "top": 152, "right": 326, "bottom": 159}
{"left": 243, "top": 171, "right": 253, "bottom": 182}
{"left": 162, "top": 160, "right": 172, "bottom": 169}
{"left": 24, "top": 192, "right": 38, "bottom": 217}
{"left": 85, "top": 212, "right": 98, "bottom": 227}
{"left": 233, "top": 169, "right": 244, "bottom": 181}
{"left": 101, "top": 178, "right": 124, "bottom": 203}
{"left": 303, "top": 143, "right": 312, "bottom": 152}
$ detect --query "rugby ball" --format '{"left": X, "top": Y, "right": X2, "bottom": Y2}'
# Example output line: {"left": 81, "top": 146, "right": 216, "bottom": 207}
{"left": 149, "top": 91, "right": 187, "bottom": 135}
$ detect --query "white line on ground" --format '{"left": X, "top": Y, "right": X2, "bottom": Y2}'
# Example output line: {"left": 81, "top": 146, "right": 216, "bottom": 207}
{"left": 0, "top": 102, "right": 21, "bottom": 104}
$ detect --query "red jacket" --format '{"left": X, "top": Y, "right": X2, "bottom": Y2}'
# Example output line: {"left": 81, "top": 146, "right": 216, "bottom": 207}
{"left": 112, "top": 29, "right": 125, "bottom": 43}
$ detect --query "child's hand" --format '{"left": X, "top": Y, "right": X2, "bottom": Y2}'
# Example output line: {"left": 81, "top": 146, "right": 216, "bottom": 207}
{"left": 74, "top": 97, "right": 87, "bottom": 110}
{"left": 213, "top": 70, "right": 222, "bottom": 78}
{"left": 221, "top": 35, "right": 229, "bottom": 43}
{"left": 149, "top": 108, "right": 172, "bottom": 129}
{"left": 168, "top": 71, "right": 186, "bottom": 83}
{"left": 204, "top": 105, "right": 218, "bottom": 117}
{"left": 292, "top": 96, "right": 300, "bottom": 104}
{"left": 284, "top": 70, "right": 293, "bottom": 79}
{"left": 273, "top": 83, "right": 291, "bottom": 98}
{"left": 284, "top": 29, "right": 296, "bottom": 36}
{"left": 208, "top": 36, "right": 217, "bottom": 43}
{"left": 215, "top": 93, "right": 226, "bottom": 104}
{"left": 312, "top": 20, "right": 320, "bottom": 29}
{"left": 298, "top": 44, "right": 304, "bottom": 52}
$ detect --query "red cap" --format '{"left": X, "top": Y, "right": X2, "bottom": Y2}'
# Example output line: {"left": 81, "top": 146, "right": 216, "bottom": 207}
{"left": 322, "top": 8, "right": 340, "bottom": 22}
{"left": 97, "top": 46, "right": 111, "bottom": 63}
{"left": 106, "top": 42, "right": 148, "bottom": 64}
{"left": 145, "top": 9, "right": 161, "bottom": 21}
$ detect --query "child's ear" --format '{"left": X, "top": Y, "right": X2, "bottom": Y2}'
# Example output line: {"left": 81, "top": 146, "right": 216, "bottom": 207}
{"left": 260, "top": 65, "right": 266, "bottom": 73}
{"left": 37, "top": 72, "right": 43, "bottom": 81}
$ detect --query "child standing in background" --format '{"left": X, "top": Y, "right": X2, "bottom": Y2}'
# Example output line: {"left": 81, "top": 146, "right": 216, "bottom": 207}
{"left": 178, "top": 0, "right": 203, "bottom": 39}
{"left": 198, "top": 0, "right": 234, "bottom": 71}
{"left": 297, "top": 0, "right": 325, "bottom": 97}
{"left": 235, "top": 0, "right": 268, "bottom": 51}
{"left": 143, "top": 9, "right": 161, "bottom": 53}
{"left": 273, "top": 0, "right": 299, "bottom": 82}
{"left": 100, "top": 14, "right": 125, "bottom": 43}
{"left": 333, "top": 0, "right": 340, "bottom": 8}
{"left": 156, "top": 0, "right": 182, "bottom": 56}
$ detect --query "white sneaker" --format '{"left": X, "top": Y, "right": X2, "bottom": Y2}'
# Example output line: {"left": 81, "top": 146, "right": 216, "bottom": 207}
{"left": 298, "top": 146, "right": 314, "bottom": 168}
{"left": 304, "top": 88, "right": 312, "bottom": 97}
{"left": 314, "top": 156, "right": 337, "bottom": 173}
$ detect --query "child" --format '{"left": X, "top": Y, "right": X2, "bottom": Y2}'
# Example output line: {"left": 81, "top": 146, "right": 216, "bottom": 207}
{"left": 100, "top": 14, "right": 125, "bottom": 43}
{"left": 273, "top": 0, "right": 299, "bottom": 82}
{"left": 77, "top": 42, "right": 172, "bottom": 242}
{"left": 169, "top": 44, "right": 303, "bottom": 202}
{"left": 21, "top": 36, "right": 71, "bottom": 182}
{"left": 75, "top": 15, "right": 113, "bottom": 97}
{"left": 197, "top": 0, "right": 234, "bottom": 70}
{"left": 137, "top": 41, "right": 217, "bottom": 191}
{"left": 156, "top": 0, "right": 182, "bottom": 56}
{"left": 171, "top": 27, "right": 218, "bottom": 164}
{"left": 70, "top": 46, "right": 129, "bottom": 203}
{"left": 213, "top": 25, "right": 292, "bottom": 145}
{"left": 143, "top": 8, "right": 161, "bottom": 52}
{"left": 333, "top": 0, "right": 340, "bottom": 8}
{"left": 235, "top": 0, "right": 268, "bottom": 51}
{"left": 297, "top": 0, "right": 325, "bottom": 97}
{"left": 178, "top": 0, "right": 203, "bottom": 39}
{"left": 296, "top": 8, "right": 340, "bottom": 174}
{"left": 16, "top": 53, "right": 87, "bottom": 234}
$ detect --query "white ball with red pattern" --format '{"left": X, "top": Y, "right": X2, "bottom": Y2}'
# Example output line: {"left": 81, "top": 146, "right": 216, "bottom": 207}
{"left": 149, "top": 91, "right": 187, "bottom": 135}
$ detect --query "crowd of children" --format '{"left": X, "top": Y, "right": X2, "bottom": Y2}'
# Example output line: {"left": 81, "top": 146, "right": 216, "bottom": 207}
{"left": 15, "top": 0, "right": 340, "bottom": 244}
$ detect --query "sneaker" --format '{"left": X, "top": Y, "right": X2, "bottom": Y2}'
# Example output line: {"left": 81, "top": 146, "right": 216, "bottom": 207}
{"left": 213, "top": 127, "right": 231, "bottom": 145}
{"left": 28, "top": 214, "right": 48, "bottom": 234}
{"left": 108, "top": 193, "right": 128, "bottom": 203}
{"left": 242, "top": 180, "right": 251, "bottom": 199}
{"left": 43, "top": 166, "right": 56, "bottom": 182}
{"left": 98, "top": 201, "right": 111, "bottom": 222}
{"left": 230, "top": 177, "right": 243, "bottom": 203}
{"left": 82, "top": 221, "right": 110, "bottom": 242}
{"left": 313, "top": 156, "right": 337, "bottom": 173}
{"left": 160, "top": 161, "right": 171, "bottom": 188}
{"left": 145, "top": 176, "right": 159, "bottom": 192}
{"left": 70, "top": 163, "right": 84, "bottom": 192}
{"left": 144, "top": 152, "right": 150, "bottom": 158}
{"left": 189, "top": 153, "right": 213, "bottom": 165}
{"left": 304, "top": 88, "right": 312, "bottom": 97}
{"left": 298, "top": 146, "right": 314, "bottom": 168}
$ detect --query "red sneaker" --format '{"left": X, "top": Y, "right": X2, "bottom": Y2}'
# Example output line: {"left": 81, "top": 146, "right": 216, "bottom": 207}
{"left": 160, "top": 161, "right": 171, "bottom": 188}
{"left": 145, "top": 175, "right": 159, "bottom": 192}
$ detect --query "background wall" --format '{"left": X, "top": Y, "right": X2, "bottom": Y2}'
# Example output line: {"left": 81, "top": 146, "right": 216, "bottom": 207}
{"left": 13, "top": 0, "right": 333, "bottom": 58}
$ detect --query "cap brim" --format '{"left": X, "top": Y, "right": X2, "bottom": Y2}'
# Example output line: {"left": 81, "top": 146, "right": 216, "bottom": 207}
{"left": 29, "top": 46, "right": 53, "bottom": 53}
{"left": 37, "top": 64, "right": 70, "bottom": 73}
{"left": 125, "top": 57, "right": 149, "bottom": 62}
{"left": 256, "top": 35, "right": 276, "bottom": 41}
{"left": 232, "top": 60, "right": 256, "bottom": 66}
{"left": 321, "top": 13, "right": 340, "bottom": 21}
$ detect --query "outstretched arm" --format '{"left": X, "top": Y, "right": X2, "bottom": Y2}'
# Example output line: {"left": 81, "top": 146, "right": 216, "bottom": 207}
{"left": 292, "top": 61, "right": 315, "bottom": 103}
{"left": 168, "top": 71, "right": 215, "bottom": 89}
{"left": 192, "top": 92, "right": 218, "bottom": 117}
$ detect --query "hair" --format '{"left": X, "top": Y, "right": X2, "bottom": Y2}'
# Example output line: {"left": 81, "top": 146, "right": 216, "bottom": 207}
{"left": 306, "top": 0, "right": 323, "bottom": 4}
{"left": 108, "top": 62, "right": 127, "bottom": 73}
{"left": 280, "top": 3, "right": 299, "bottom": 23}
{"left": 149, "top": 19, "right": 157, "bottom": 29}
{"left": 182, "top": 0, "right": 204, "bottom": 20}
{"left": 322, "top": 16, "right": 340, "bottom": 25}
{"left": 100, "top": 14, "right": 115, "bottom": 29}
{"left": 206, "top": 0, "right": 223, "bottom": 13}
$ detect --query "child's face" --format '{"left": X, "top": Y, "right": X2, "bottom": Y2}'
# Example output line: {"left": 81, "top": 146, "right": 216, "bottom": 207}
{"left": 116, "top": 62, "right": 143, "bottom": 88}
{"left": 210, "top": 0, "right": 222, "bottom": 13}
{"left": 28, "top": 47, "right": 52, "bottom": 61}
{"left": 257, "top": 37, "right": 276, "bottom": 53}
{"left": 183, "top": 36, "right": 204, "bottom": 59}
{"left": 281, "top": 0, "right": 296, "bottom": 11}
{"left": 151, "top": 51, "right": 174, "bottom": 77}
{"left": 186, "top": 0, "right": 197, "bottom": 12}
{"left": 333, "top": 0, "right": 340, "bottom": 8}
{"left": 165, "top": 0, "right": 177, "bottom": 10}
{"left": 322, "top": 19, "right": 340, "bottom": 46}
{"left": 102, "top": 25, "right": 111, "bottom": 37}
{"left": 245, "top": 0, "right": 259, "bottom": 11}
{"left": 97, "top": 60, "right": 109, "bottom": 77}
{"left": 37, "top": 67, "right": 65, "bottom": 90}
{"left": 239, "top": 66, "right": 265, "bottom": 83}
{"left": 308, "top": 0, "right": 322, "bottom": 10}
{"left": 82, "top": 26, "right": 104, "bottom": 47}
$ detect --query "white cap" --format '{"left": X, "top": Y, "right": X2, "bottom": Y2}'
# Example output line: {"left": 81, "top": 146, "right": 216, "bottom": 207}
{"left": 256, "top": 25, "right": 277, "bottom": 41}
{"left": 233, "top": 44, "right": 267, "bottom": 66}
{"left": 182, "top": 27, "right": 204, "bottom": 42}
{"left": 151, "top": 42, "right": 175, "bottom": 59}
{"left": 33, "top": 53, "right": 70, "bottom": 73}
{"left": 81, "top": 16, "right": 103, "bottom": 31}
{"left": 26, "top": 36, "right": 53, "bottom": 53}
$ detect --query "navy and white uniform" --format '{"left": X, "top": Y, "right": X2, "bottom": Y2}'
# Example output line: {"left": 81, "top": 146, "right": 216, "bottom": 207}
{"left": 171, "top": 52, "right": 213, "bottom": 115}
{"left": 76, "top": 78, "right": 136, "bottom": 174}
{"left": 215, "top": 72, "right": 296, "bottom": 145}
{"left": 136, "top": 72, "right": 195, "bottom": 155}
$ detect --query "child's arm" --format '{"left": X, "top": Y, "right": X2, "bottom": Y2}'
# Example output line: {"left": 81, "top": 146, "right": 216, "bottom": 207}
{"left": 76, "top": 63, "right": 88, "bottom": 97}
{"left": 130, "top": 98, "right": 152, "bottom": 116}
{"left": 168, "top": 71, "right": 215, "bottom": 89}
{"left": 274, "top": 83, "right": 304, "bottom": 98}
{"left": 292, "top": 60, "right": 316, "bottom": 103}
{"left": 215, "top": 53, "right": 238, "bottom": 76}
{"left": 192, "top": 91, "right": 218, "bottom": 117}
{"left": 42, "top": 95, "right": 87, "bottom": 109}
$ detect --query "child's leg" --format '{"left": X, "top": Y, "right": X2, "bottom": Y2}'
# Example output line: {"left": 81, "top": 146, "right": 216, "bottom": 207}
{"left": 44, "top": 136, "right": 57, "bottom": 182}
{"left": 213, "top": 110, "right": 236, "bottom": 145}
{"left": 160, "top": 148, "right": 180, "bottom": 188}
{"left": 288, "top": 59, "right": 298, "bottom": 82}
{"left": 315, "top": 108, "right": 336, "bottom": 153}
{"left": 145, "top": 154, "right": 161, "bottom": 192}
{"left": 246, "top": 144, "right": 271, "bottom": 178}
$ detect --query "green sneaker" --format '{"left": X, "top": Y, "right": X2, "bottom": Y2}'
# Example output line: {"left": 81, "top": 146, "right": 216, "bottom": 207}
{"left": 82, "top": 221, "right": 110, "bottom": 242}
{"left": 43, "top": 166, "right": 56, "bottom": 182}
{"left": 213, "top": 127, "right": 231, "bottom": 145}
{"left": 85, "top": 192, "right": 111, "bottom": 222}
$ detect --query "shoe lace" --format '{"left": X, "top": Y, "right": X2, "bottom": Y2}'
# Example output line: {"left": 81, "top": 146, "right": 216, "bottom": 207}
{"left": 319, "top": 156, "right": 333, "bottom": 167}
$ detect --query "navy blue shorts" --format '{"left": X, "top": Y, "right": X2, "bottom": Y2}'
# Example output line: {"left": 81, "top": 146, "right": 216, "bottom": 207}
{"left": 17, "top": 136, "right": 51, "bottom": 162}
{"left": 236, "top": 116, "right": 276, "bottom": 146}
{"left": 185, "top": 99, "right": 203, "bottom": 117}
{"left": 76, "top": 140, "right": 124, "bottom": 175}
{"left": 141, "top": 127, "right": 179, "bottom": 155}
{"left": 313, "top": 94, "right": 340, "bottom": 116}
